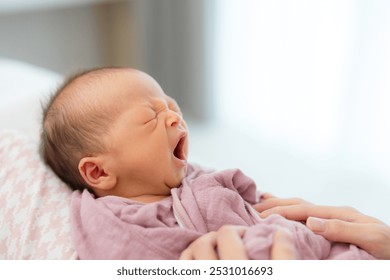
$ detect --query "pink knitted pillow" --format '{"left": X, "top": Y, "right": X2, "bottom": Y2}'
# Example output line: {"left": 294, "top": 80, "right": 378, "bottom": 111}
{"left": 0, "top": 130, "right": 77, "bottom": 259}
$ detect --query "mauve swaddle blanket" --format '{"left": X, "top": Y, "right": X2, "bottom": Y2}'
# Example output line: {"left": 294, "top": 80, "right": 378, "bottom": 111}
{"left": 71, "top": 164, "right": 374, "bottom": 259}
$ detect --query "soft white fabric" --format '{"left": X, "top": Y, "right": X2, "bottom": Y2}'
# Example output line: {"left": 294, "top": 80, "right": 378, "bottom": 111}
{"left": 0, "top": 58, "right": 63, "bottom": 140}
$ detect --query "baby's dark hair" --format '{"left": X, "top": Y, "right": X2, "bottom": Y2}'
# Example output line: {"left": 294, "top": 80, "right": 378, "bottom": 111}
{"left": 40, "top": 67, "right": 124, "bottom": 191}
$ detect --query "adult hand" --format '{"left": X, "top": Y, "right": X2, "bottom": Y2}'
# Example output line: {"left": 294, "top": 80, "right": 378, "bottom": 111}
{"left": 179, "top": 225, "right": 296, "bottom": 260}
{"left": 253, "top": 194, "right": 390, "bottom": 259}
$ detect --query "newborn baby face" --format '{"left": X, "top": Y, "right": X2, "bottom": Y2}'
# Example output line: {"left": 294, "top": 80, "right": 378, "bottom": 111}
{"left": 99, "top": 69, "right": 189, "bottom": 198}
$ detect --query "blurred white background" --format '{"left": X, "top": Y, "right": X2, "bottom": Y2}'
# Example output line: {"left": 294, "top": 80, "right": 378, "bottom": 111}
{"left": 192, "top": 0, "right": 390, "bottom": 225}
{"left": 1, "top": 0, "right": 389, "bottom": 224}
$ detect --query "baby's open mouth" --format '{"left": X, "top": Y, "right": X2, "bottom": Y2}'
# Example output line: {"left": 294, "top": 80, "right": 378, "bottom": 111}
{"left": 173, "top": 134, "right": 186, "bottom": 160}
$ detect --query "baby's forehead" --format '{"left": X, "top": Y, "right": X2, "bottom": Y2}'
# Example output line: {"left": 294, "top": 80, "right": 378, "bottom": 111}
{"left": 98, "top": 69, "right": 170, "bottom": 103}
{"left": 62, "top": 68, "right": 172, "bottom": 112}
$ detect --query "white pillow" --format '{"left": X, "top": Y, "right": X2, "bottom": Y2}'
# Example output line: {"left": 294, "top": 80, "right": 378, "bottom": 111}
{"left": 0, "top": 130, "right": 77, "bottom": 259}
{"left": 0, "top": 58, "right": 63, "bottom": 140}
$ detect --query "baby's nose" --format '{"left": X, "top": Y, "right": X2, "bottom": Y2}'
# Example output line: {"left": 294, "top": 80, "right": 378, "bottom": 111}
{"left": 165, "top": 109, "right": 183, "bottom": 127}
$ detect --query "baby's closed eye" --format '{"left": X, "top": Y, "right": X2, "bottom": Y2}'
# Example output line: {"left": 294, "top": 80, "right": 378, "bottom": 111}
{"left": 142, "top": 109, "right": 158, "bottom": 124}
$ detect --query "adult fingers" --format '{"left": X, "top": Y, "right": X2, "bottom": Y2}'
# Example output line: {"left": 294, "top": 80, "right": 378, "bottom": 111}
{"left": 253, "top": 197, "right": 309, "bottom": 213}
{"left": 179, "top": 248, "right": 194, "bottom": 260}
{"left": 258, "top": 204, "right": 316, "bottom": 221}
{"left": 259, "top": 204, "right": 372, "bottom": 223}
{"left": 270, "top": 228, "right": 297, "bottom": 260}
{"left": 307, "top": 217, "right": 390, "bottom": 259}
{"left": 260, "top": 192, "right": 275, "bottom": 200}
{"left": 216, "top": 226, "right": 248, "bottom": 260}
{"left": 179, "top": 231, "right": 218, "bottom": 260}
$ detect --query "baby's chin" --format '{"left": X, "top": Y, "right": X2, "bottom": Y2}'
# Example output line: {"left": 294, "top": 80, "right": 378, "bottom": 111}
{"left": 169, "top": 173, "right": 187, "bottom": 189}
{"left": 168, "top": 180, "right": 184, "bottom": 189}
{"left": 164, "top": 162, "right": 187, "bottom": 189}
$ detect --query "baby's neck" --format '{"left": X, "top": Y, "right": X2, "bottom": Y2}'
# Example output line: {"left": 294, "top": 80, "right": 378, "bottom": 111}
{"left": 130, "top": 194, "right": 171, "bottom": 203}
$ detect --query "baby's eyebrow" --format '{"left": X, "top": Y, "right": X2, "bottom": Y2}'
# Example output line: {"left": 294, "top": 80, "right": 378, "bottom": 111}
{"left": 168, "top": 100, "right": 182, "bottom": 113}
{"left": 166, "top": 97, "right": 179, "bottom": 107}
{"left": 149, "top": 96, "right": 179, "bottom": 112}
{"left": 150, "top": 99, "right": 168, "bottom": 112}
{"left": 166, "top": 95, "right": 176, "bottom": 102}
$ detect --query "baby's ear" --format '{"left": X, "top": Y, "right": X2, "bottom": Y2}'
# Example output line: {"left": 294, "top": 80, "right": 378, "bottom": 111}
{"left": 78, "top": 156, "right": 116, "bottom": 190}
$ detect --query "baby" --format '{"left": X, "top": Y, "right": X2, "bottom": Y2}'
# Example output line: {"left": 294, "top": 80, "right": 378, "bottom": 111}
{"left": 41, "top": 67, "right": 374, "bottom": 260}
{"left": 42, "top": 67, "right": 189, "bottom": 201}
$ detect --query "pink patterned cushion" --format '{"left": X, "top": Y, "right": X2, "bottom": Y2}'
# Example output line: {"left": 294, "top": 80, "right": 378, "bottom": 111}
{"left": 0, "top": 130, "right": 77, "bottom": 259}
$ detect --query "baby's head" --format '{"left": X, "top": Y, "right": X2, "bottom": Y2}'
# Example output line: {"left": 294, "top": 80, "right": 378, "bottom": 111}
{"left": 41, "top": 67, "right": 189, "bottom": 199}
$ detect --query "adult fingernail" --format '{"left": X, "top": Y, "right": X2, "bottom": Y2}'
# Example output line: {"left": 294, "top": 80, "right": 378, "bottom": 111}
{"left": 259, "top": 212, "right": 267, "bottom": 218}
{"left": 307, "top": 217, "right": 326, "bottom": 232}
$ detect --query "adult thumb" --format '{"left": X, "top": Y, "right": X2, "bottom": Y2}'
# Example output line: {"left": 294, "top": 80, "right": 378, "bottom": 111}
{"left": 306, "top": 217, "right": 368, "bottom": 246}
